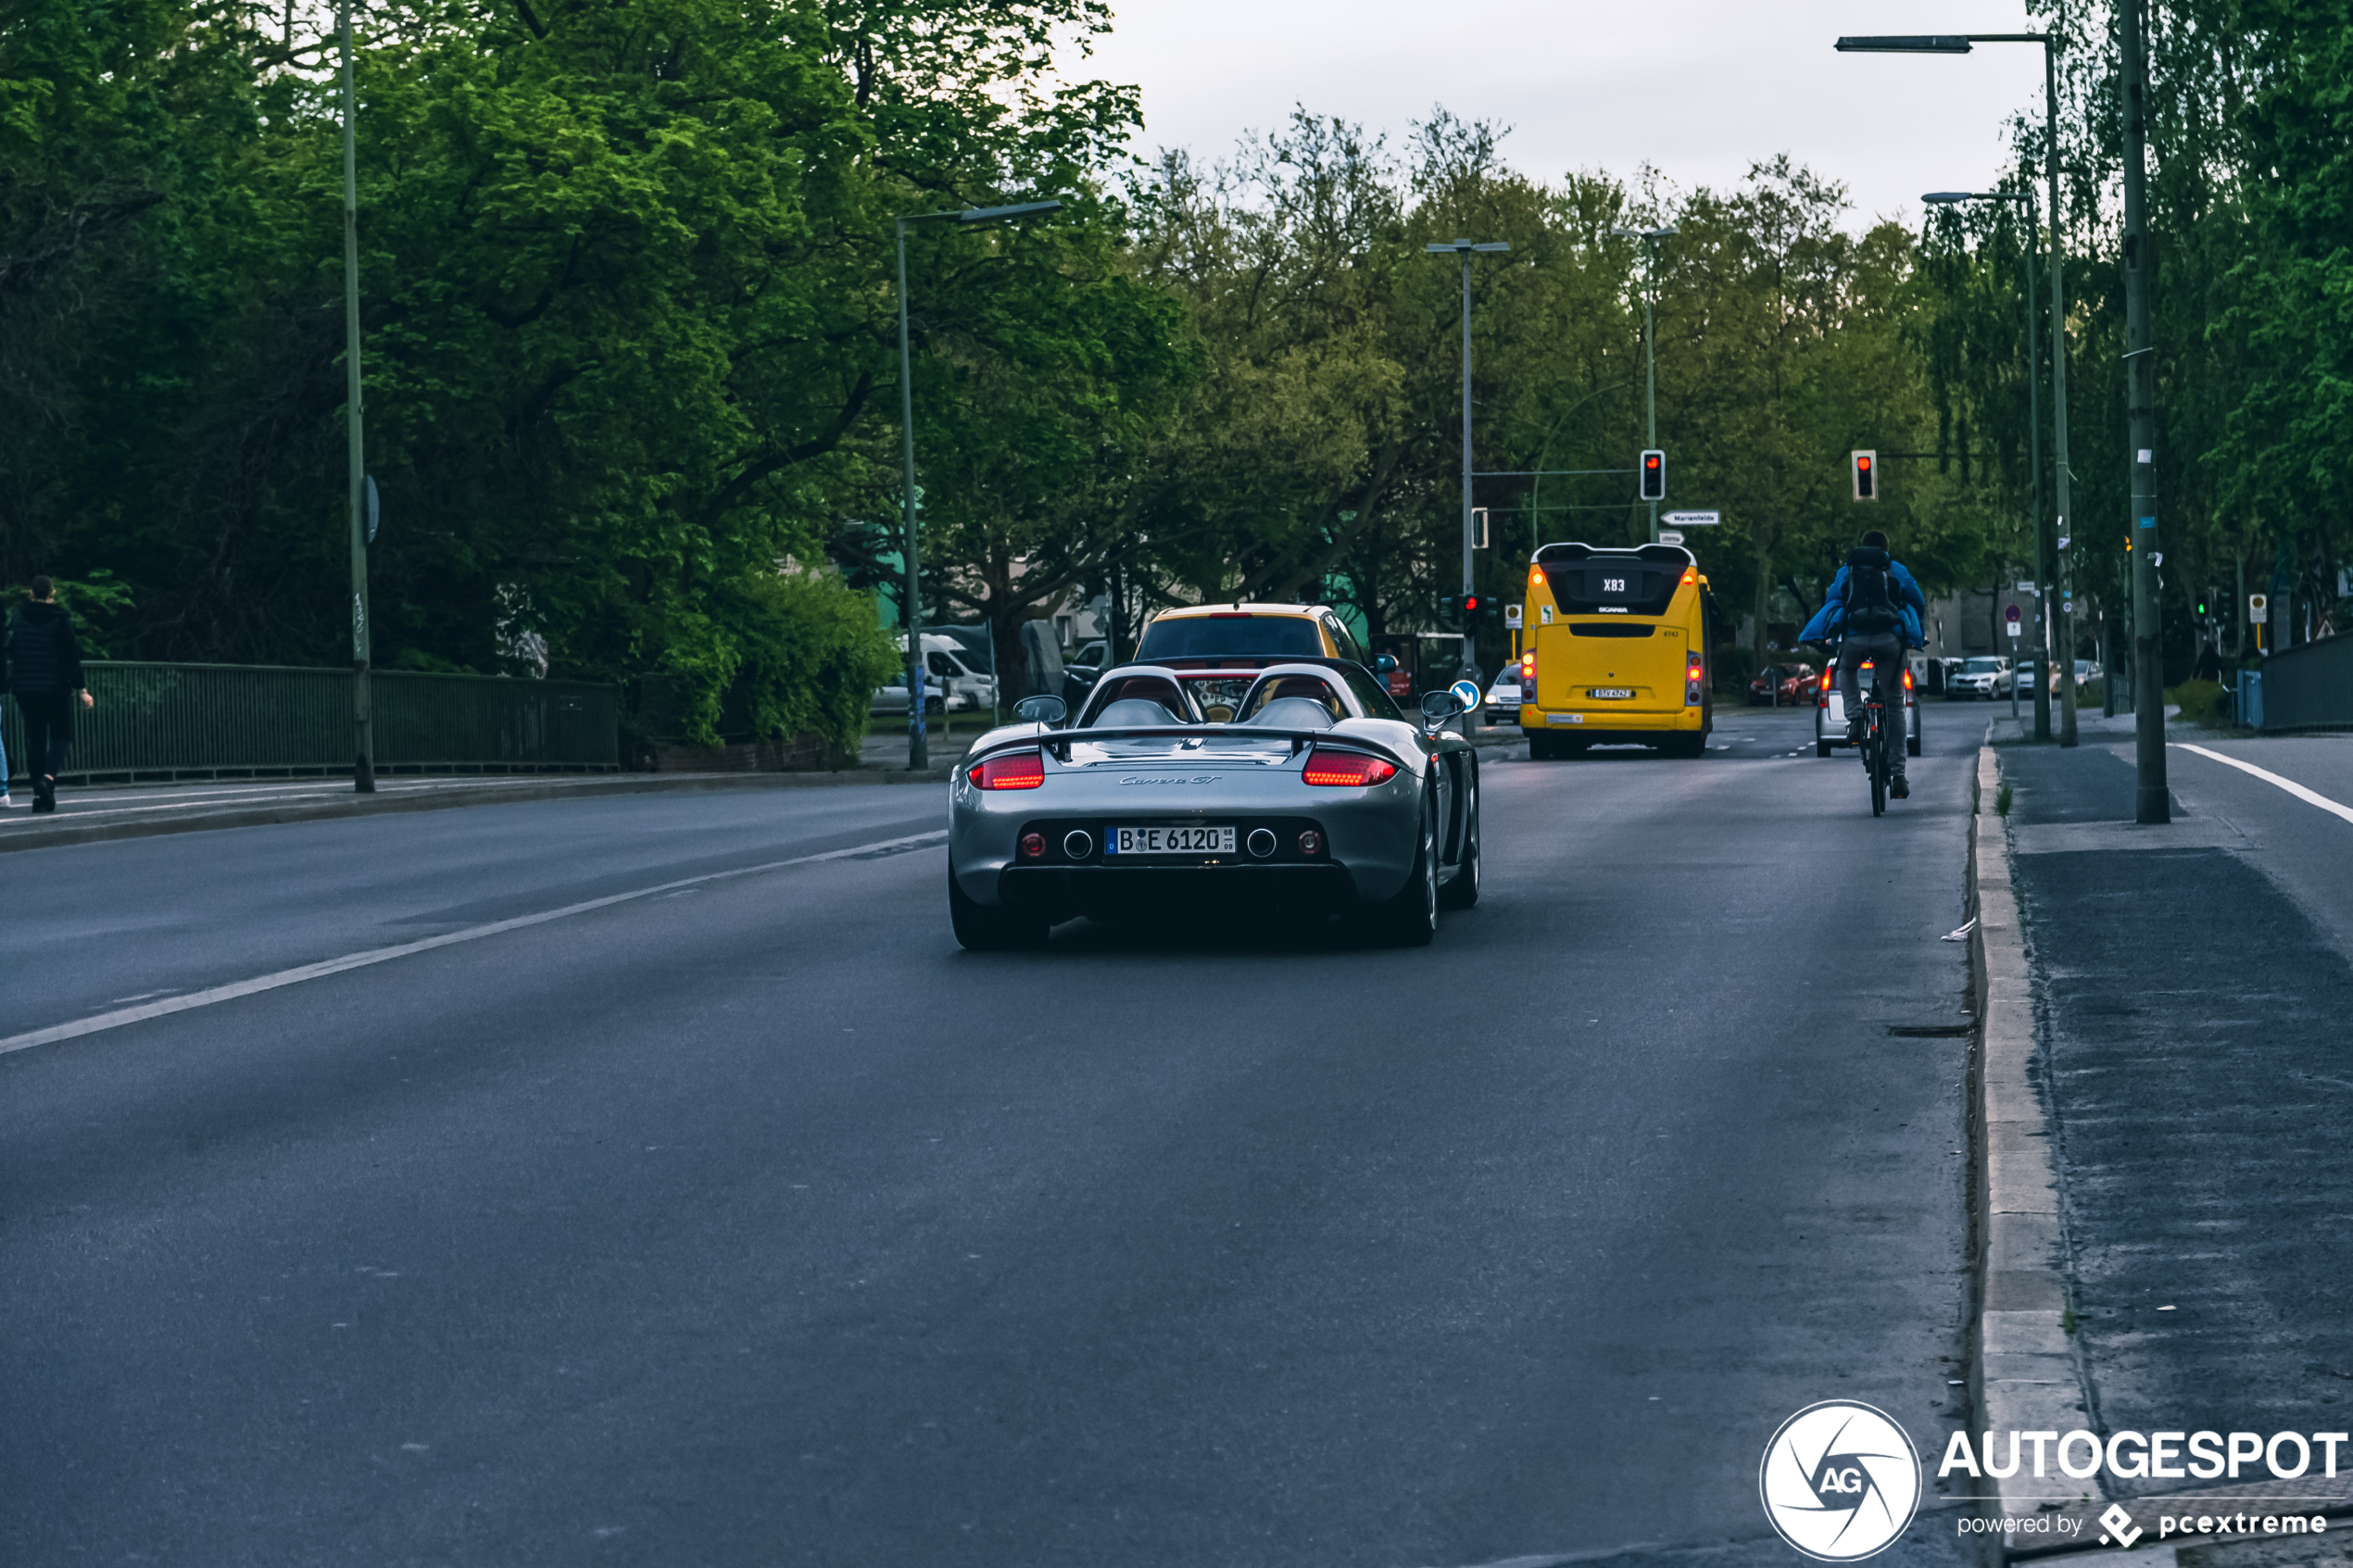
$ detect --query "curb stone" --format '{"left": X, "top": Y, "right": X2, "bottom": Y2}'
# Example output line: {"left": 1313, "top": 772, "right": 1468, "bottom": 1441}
{"left": 0, "top": 766, "right": 956, "bottom": 855}
{"left": 1969, "top": 743, "right": 2103, "bottom": 1556}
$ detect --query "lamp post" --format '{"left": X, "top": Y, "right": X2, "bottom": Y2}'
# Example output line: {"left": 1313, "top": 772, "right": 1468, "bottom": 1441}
{"left": 2118, "top": 0, "right": 2166, "bottom": 820}
{"left": 1609, "top": 226, "right": 1677, "bottom": 544}
{"left": 1425, "top": 239, "right": 1510, "bottom": 673}
{"left": 1837, "top": 31, "right": 2076, "bottom": 746}
{"left": 1926, "top": 188, "right": 2043, "bottom": 732}
{"left": 893, "top": 198, "right": 1060, "bottom": 771}
{"left": 339, "top": 0, "right": 374, "bottom": 791}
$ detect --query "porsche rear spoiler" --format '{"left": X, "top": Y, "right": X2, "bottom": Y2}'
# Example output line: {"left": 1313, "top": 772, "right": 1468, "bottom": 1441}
{"left": 963, "top": 726, "right": 1416, "bottom": 772}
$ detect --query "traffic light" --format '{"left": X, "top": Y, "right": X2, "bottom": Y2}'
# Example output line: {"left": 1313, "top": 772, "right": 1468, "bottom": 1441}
{"left": 1851, "top": 449, "right": 1878, "bottom": 501}
{"left": 2195, "top": 590, "right": 2209, "bottom": 620}
{"left": 1639, "top": 449, "right": 1666, "bottom": 501}
{"left": 1441, "top": 595, "right": 1488, "bottom": 629}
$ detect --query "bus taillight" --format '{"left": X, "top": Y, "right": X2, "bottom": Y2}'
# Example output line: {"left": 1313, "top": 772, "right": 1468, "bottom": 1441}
{"left": 1520, "top": 649, "right": 1534, "bottom": 704}
{"left": 1685, "top": 651, "right": 1704, "bottom": 706}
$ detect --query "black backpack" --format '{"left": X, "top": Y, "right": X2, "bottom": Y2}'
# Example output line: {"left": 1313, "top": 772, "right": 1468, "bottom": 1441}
{"left": 1841, "top": 547, "right": 1900, "bottom": 634}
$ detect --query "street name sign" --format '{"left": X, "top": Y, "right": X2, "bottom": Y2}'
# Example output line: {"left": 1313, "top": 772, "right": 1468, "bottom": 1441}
{"left": 1662, "top": 510, "right": 1719, "bottom": 527}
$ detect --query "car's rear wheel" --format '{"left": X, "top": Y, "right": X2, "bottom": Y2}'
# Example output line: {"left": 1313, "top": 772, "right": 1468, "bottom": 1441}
{"left": 1817, "top": 739, "right": 1833, "bottom": 758}
{"left": 949, "top": 871, "right": 1050, "bottom": 951}
{"left": 1367, "top": 795, "right": 1439, "bottom": 947}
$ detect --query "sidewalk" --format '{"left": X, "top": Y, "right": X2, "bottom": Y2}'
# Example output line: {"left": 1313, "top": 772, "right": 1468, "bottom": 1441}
{"left": 1985, "top": 721, "right": 2353, "bottom": 1551}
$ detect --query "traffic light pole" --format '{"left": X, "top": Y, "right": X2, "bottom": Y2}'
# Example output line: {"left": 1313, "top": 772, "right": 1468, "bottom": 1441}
{"left": 1458, "top": 245, "right": 1475, "bottom": 601}
{"left": 2120, "top": 0, "right": 2168, "bottom": 822}
{"left": 893, "top": 199, "right": 1061, "bottom": 771}
{"left": 1427, "top": 238, "right": 1509, "bottom": 681}
{"left": 1644, "top": 239, "right": 1660, "bottom": 545}
{"left": 2045, "top": 39, "right": 2079, "bottom": 747}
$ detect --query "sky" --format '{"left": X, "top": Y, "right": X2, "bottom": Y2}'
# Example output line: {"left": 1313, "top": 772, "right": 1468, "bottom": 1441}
{"left": 1060, "top": 0, "right": 2056, "bottom": 230}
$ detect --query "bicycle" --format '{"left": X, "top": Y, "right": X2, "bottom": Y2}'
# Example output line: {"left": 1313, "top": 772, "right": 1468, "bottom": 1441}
{"left": 1856, "top": 672, "right": 1899, "bottom": 817}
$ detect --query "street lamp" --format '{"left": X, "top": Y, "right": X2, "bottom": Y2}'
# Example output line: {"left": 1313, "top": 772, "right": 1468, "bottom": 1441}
{"left": 1837, "top": 31, "right": 2076, "bottom": 747}
{"left": 1426, "top": 238, "right": 1510, "bottom": 678}
{"left": 1608, "top": 225, "right": 1677, "bottom": 543}
{"left": 893, "top": 198, "right": 1061, "bottom": 771}
{"left": 1926, "top": 189, "right": 2041, "bottom": 729}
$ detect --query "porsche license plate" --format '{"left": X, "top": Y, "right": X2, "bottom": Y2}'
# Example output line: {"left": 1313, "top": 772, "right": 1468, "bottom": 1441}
{"left": 1107, "top": 825, "right": 1236, "bottom": 856}
{"left": 1589, "top": 687, "right": 1635, "bottom": 699}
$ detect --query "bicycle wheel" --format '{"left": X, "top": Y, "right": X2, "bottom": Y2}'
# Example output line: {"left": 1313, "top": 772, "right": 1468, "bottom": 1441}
{"left": 1869, "top": 723, "right": 1887, "bottom": 816}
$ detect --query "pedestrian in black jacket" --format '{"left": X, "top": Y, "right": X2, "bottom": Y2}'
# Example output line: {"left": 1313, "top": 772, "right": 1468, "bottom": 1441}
{"left": 5, "top": 577, "right": 95, "bottom": 814}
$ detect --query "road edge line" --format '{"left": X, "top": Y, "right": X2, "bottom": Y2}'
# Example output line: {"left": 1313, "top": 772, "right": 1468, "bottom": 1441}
{"left": 0, "top": 829, "right": 948, "bottom": 1058}
{"left": 1970, "top": 744, "right": 2099, "bottom": 1557}
{"left": 2172, "top": 742, "right": 2353, "bottom": 826}
{"left": 0, "top": 767, "right": 955, "bottom": 855}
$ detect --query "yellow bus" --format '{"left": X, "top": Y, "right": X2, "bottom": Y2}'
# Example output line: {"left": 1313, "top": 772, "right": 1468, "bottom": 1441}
{"left": 1518, "top": 542, "right": 1720, "bottom": 759}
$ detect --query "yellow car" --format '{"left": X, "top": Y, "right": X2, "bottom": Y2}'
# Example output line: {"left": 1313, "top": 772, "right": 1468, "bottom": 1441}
{"left": 1519, "top": 543, "right": 1718, "bottom": 758}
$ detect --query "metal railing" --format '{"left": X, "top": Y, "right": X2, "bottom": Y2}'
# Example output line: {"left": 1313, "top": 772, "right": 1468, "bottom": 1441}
{"left": 3, "top": 662, "right": 618, "bottom": 784}
{"left": 2259, "top": 633, "right": 2353, "bottom": 734}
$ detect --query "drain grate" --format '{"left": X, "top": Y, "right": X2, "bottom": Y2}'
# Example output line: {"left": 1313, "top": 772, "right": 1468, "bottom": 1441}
{"left": 1887, "top": 1023, "right": 1974, "bottom": 1037}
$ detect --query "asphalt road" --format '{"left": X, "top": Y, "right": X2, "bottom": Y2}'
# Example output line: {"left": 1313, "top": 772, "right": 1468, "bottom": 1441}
{"left": 2, "top": 707, "right": 1984, "bottom": 1567}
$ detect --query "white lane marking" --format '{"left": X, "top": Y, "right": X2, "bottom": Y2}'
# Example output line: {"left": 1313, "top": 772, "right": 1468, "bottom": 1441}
{"left": 2173, "top": 743, "right": 2353, "bottom": 827}
{"left": 0, "top": 829, "right": 948, "bottom": 1058}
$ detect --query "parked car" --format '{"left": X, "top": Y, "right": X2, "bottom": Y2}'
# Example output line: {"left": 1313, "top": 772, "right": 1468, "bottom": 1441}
{"left": 1946, "top": 656, "right": 2014, "bottom": 700}
{"left": 2049, "top": 659, "right": 2100, "bottom": 694}
{"left": 873, "top": 633, "right": 997, "bottom": 715}
{"left": 1061, "top": 638, "right": 1109, "bottom": 713}
{"left": 1483, "top": 672, "right": 1522, "bottom": 725}
{"left": 1747, "top": 662, "right": 1818, "bottom": 706}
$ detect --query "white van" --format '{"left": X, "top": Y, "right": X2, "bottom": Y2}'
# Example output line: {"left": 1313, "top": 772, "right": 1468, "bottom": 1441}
{"left": 873, "top": 634, "right": 998, "bottom": 715}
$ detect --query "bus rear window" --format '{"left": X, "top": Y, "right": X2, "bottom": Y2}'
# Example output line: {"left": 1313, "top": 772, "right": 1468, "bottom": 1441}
{"left": 1138, "top": 616, "right": 1323, "bottom": 660}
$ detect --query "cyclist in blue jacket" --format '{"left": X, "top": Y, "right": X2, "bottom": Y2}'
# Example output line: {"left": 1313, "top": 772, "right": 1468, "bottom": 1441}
{"left": 1797, "top": 530, "right": 1926, "bottom": 797}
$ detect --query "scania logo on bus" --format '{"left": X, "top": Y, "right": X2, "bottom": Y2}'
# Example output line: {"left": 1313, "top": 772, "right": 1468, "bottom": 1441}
{"left": 1759, "top": 1401, "right": 1921, "bottom": 1561}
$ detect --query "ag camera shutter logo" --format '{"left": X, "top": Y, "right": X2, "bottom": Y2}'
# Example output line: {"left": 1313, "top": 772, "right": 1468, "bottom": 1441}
{"left": 1759, "top": 1401, "right": 1921, "bottom": 1561}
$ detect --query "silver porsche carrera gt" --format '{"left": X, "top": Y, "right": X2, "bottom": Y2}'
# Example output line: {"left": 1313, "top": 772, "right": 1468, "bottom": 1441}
{"left": 946, "top": 659, "right": 1482, "bottom": 949}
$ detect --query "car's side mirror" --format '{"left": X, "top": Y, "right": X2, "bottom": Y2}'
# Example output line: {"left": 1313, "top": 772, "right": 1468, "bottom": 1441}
{"left": 1420, "top": 689, "right": 1464, "bottom": 721}
{"left": 1373, "top": 655, "right": 1397, "bottom": 674}
{"left": 1014, "top": 695, "right": 1066, "bottom": 725}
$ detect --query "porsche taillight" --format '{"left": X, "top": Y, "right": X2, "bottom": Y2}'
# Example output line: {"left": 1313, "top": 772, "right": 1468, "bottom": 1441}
{"left": 1302, "top": 748, "right": 1399, "bottom": 787}
{"left": 968, "top": 750, "right": 1045, "bottom": 790}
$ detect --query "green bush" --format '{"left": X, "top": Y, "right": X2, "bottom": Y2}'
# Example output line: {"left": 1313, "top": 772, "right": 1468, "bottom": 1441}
{"left": 2167, "top": 679, "right": 2231, "bottom": 725}
{"left": 652, "top": 571, "right": 901, "bottom": 753}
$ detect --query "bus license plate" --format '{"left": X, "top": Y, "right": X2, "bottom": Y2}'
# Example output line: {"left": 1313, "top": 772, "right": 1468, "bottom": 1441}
{"left": 1589, "top": 687, "right": 1635, "bottom": 699}
{"left": 1107, "top": 825, "right": 1236, "bottom": 856}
